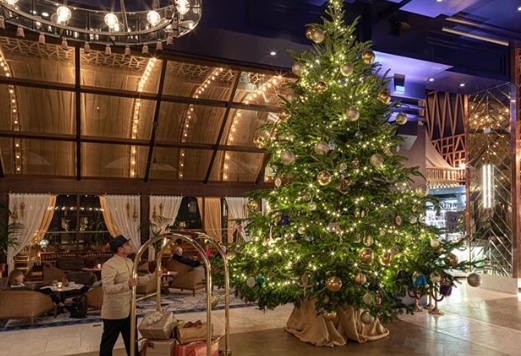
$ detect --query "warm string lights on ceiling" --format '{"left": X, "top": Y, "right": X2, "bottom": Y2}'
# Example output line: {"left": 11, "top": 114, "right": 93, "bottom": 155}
{"left": 469, "top": 104, "right": 510, "bottom": 130}
{"left": 0, "top": 51, "right": 22, "bottom": 174}
{"left": 223, "top": 75, "right": 283, "bottom": 181}
{"left": 129, "top": 57, "right": 157, "bottom": 178}
{"left": 177, "top": 67, "right": 223, "bottom": 179}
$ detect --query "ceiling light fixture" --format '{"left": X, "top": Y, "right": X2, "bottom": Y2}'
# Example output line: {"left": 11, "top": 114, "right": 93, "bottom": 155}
{"left": 270, "top": 51, "right": 276, "bottom": 56}
{"left": 0, "top": 0, "right": 202, "bottom": 47}
{"left": 460, "top": 83, "right": 466, "bottom": 87}
{"left": 428, "top": 78, "right": 435, "bottom": 82}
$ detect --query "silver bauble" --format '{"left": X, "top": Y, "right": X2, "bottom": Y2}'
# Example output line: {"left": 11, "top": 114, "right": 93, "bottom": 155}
{"left": 362, "top": 293, "right": 373, "bottom": 305}
{"left": 315, "top": 141, "right": 330, "bottom": 155}
{"left": 340, "top": 63, "right": 354, "bottom": 77}
{"left": 360, "top": 311, "right": 375, "bottom": 325}
{"left": 370, "top": 154, "right": 384, "bottom": 168}
{"left": 308, "top": 202, "right": 317, "bottom": 211}
{"left": 416, "top": 184, "right": 429, "bottom": 197}
{"left": 395, "top": 112, "right": 408, "bottom": 125}
{"left": 312, "top": 29, "right": 325, "bottom": 43}
{"left": 280, "top": 151, "right": 295, "bottom": 165}
{"left": 292, "top": 63, "right": 303, "bottom": 76}
{"left": 467, "top": 272, "right": 481, "bottom": 287}
{"left": 346, "top": 107, "right": 360, "bottom": 122}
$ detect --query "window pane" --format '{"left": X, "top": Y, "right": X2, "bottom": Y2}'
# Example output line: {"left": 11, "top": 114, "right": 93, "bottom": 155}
{"left": 0, "top": 138, "right": 75, "bottom": 176}
{"left": 81, "top": 49, "right": 161, "bottom": 94}
{"left": 209, "top": 151, "right": 264, "bottom": 182}
{"left": 150, "top": 147, "right": 213, "bottom": 181}
{"left": 233, "top": 72, "right": 294, "bottom": 107}
{"left": 82, "top": 143, "right": 148, "bottom": 178}
{"left": 0, "top": 38, "right": 75, "bottom": 84}
{"left": 163, "top": 61, "right": 237, "bottom": 101}
{"left": 157, "top": 103, "right": 225, "bottom": 144}
{"left": 82, "top": 94, "right": 154, "bottom": 140}
{"left": 219, "top": 108, "right": 277, "bottom": 147}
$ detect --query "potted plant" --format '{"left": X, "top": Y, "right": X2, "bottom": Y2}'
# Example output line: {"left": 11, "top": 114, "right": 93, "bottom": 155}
{"left": 0, "top": 201, "right": 23, "bottom": 275}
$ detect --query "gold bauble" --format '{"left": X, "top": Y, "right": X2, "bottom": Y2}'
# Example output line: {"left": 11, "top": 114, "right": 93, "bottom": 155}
{"left": 346, "top": 107, "right": 360, "bottom": 122}
{"left": 311, "top": 28, "right": 325, "bottom": 44}
{"left": 370, "top": 154, "right": 384, "bottom": 168}
{"left": 315, "top": 141, "right": 330, "bottom": 155}
{"left": 445, "top": 253, "right": 459, "bottom": 267}
{"left": 323, "top": 311, "right": 337, "bottom": 321}
{"left": 326, "top": 276, "right": 342, "bottom": 292}
{"left": 292, "top": 62, "right": 303, "bottom": 76}
{"left": 359, "top": 248, "right": 374, "bottom": 264}
{"left": 361, "top": 50, "right": 375, "bottom": 64}
{"left": 354, "top": 272, "right": 367, "bottom": 285}
{"left": 379, "top": 251, "right": 392, "bottom": 266}
{"left": 395, "top": 112, "right": 408, "bottom": 125}
{"left": 247, "top": 199, "right": 258, "bottom": 211}
{"left": 317, "top": 171, "right": 332, "bottom": 186}
{"left": 314, "top": 81, "right": 327, "bottom": 93}
{"left": 280, "top": 151, "right": 296, "bottom": 165}
{"left": 322, "top": 295, "right": 330, "bottom": 304}
{"left": 360, "top": 311, "right": 375, "bottom": 325}
{"left": 415, "top": 184, "right": 429, "bottom": 197}
{"left": 430, "top": 238, "right": 441, "bottom": 248}
{"left": 467, "top": 272, "right": 481, "bottom": 287}
{"left": 363, "top": 235, "right": 374, "bottom": 246}
{"left": 378, "top": 89, "right": 391, "bottom": 104}
{"left": 279, "top": 110, "right": 291, "bottom": 121}
{"left": 305, "top": 27, "right": 314, "bottom": 40}
{"left": 253, "top": 131, "right": 270, "bottom": 149}
{"left": 340, "top": 63, "right": 354, "bottom": 77}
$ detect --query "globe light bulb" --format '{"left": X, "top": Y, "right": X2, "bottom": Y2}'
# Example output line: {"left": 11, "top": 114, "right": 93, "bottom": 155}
{"left": 104, "top": 13, "right": 119, "bottom": 29}
{"left": 56, "top": 6, "right": 72, "bottom": 23}
{"left": 147, "top": 10, "right": 161, "bottom": 27}
{"left": 175, "top": 0, "right": 190, "bottom": 15}
{"left": 6, "top": 0, "right": 19, "bottom": 5}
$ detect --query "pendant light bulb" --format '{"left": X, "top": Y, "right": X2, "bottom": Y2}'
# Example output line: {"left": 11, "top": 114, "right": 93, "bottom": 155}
{"left": 125, "top": 45, "right": 131, "bottom": 56}
{"left": 84, "top": 42, "right": 91, "bottom": 53}
{"left": 38, "top": 33, "right": 46, "bottom": 45}
{"left": 142, "top": 44, "right": 149, "bottom": 54}
{"left": 61, "top": 38, "right": 68, "bottom": 50}
{"left": 105, "top": 44, "right": 112, "bottom": 55}
{"left": 16, "top": 26, "right": 25, "bottom": 38}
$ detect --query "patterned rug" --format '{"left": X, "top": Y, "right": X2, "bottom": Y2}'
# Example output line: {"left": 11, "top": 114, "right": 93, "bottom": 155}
{"left": 0, "top": 288, "right": 255, "bottom": 332}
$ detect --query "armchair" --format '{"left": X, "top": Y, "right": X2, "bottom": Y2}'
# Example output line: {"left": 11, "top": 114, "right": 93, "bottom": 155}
{"left": 0, "top": 289, "right": 56, "bottom": 324}
{"left": 43, "top": 262, "right": 66, "bottom": 285}
{"left": 84, "top": 287, "right": 103, "bottom": 310}
{"left": 166, "top": 259, "right": 205, "bottom": 296}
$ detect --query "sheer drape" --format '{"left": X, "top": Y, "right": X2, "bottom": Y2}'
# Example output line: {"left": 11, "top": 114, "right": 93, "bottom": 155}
{"left": 104, "top": 195, "right": 141, "bottom": 250}
{"left": 197, "top": 197, "right": 222, "bottom": 242}
{"left": 7, "top": 194, "right": 54, "bottom": 271}
{"left": 148, "top": 196, "right": 183, "bottom": 260}
{"left": 225, "top": 197, "right": 248, "bottom": 243}
{"left": 99, "top": 196, "right": 120, "bottom": 237}
{"left": 32, "top": 195, "right": 57, "bottom": 245}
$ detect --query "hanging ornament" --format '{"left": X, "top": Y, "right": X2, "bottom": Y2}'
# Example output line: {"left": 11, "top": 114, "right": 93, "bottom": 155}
{"left": 430, "top": 238, "right": 441, "bottom": 248}
{"left": 328, "top": 222, "right": 341, "bottom": 233}
{"left": 467, "top": 272, "right": 481, "bottom": 287}
{"left": 301, "top": 271, "right": 315, "bottom": 288}
{"left": 361, "top": 50, "right": 375, "bottom": 64}
{"left": 363, "top": 235, "right": 373, "bottom": 246}
{"left": 340, "top": 162, "right": 348, "bottom": 171}
{"left": 255, "top": 276, "right": 266, "bottom": 285}
{"left": 378, "top": 89, "right": 391, "bottom": 104}
{"left": 337, "top": 177, "right": 353, "bottom": 195}
{"left": 314, "top": 81, "right": 327, "bottom": 93}
{"left": 415, "top": 184, "right": 429, "bottom": 197}
{"left": 317, "top": 171, "right": 332, "bottom": 186}
{"left": 292, "top": 62, "right": 303, "bottom": 76}
{"left": 305, "top": 27, "right": 314, "bottom": 40}
{"left": 390, "top": 246, "right": 400, "bottom": 255}
{"left": 354, "top": 234, "right": 362, "bottom": 243}
{"left": 370, "top": 154, "right": 384, "bottom": 168}
{"left": 328, "top": 140, "right": 337, "bottom": 151}
{"left": 409, "top": 215, "right": 418, "bottom": 224}
{"left": 360, "top": 311, "right": 374, "bottom": 325}
{"left": 308, "top": 202, "right": 317, "bottom": 211}
{"left": 312, "top": 28, "right": 325, "bottom": 43}
{"left": 354, "top": 209, "right": 361, "bottom": 218}
{"left": 304, "top": 234, "right": 314, "bottom": 242}
{"left": 379, "top": 251, "right": 392, "bottom": 266}
{"left": 355, "top": 272, "right": 367, "bottom": 285}
{"left": 274, "top": 178, "right": 282, "bottom": 187}
{"left": 323, "top": 311, "right": 337, "bottom": 321}
{"left": 384, "top": 147, "right": 393, "bottom": 157}
{"left": 355, "top": 131, "right": 363, "bottom": 140}
{"left": 246, "top": 277, "right": 256, "bottom": 288}
{"left": 315, "top": 141, "right": 330, "bottom": 155}
{"left": 369, "top": 283, "right": 380, "bottom": 291}
{"left": 253, "top": 131, "right": 270, "bottom": 148}
{"left": 395, "top": 113, "right": 408, "bottom": 125}
{"left": 278, "top": 213, "right": 290, "bottom": 226}
{"left": 397, "top": 270, "right": 408, "bottom": 280}
{"left": 429, "top": 272, "right": 441, "bottom": 284}
{"left": 346, "top": 107, "right": 360, "bottom": 122}
{"left": 340, "top": 63, "right": 354, "bottom": 77}
{"left": 322, "top": 295, "right": 330, "bottom": 304}
{"left": 395, "top": 215, "right": 402, "bottom": 226}
{"left": 326, "top": 276, "right": 342, "bottom": 292}
{"left": 247, "top": 199, "right": 258, "bottom": 211}
{"left": 362, "top": 293, "right": 373, "bottom": 305}
{"left": 352, "top": 158, "right": 360, "bottom": 169}
{"left": 359, "top": 248, "right": 374, "bottom": 264}
{"left": 445, "top": 253, "right": 459, "bottom": 267}
{"left": 279, "top": 110, "right": 291, "bottom": 121}
{"left": 412, "top": 272, "right": 428, "bottom": 288}
{"left": 297, "top": 226, "right": 306, "bottom": 235}
{"left": 280, "top": 151, "right": 296, "bottom": 165}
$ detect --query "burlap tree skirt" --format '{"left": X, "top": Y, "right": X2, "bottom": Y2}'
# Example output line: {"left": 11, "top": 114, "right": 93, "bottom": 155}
{"left": 285, "top": 299, "right": 389, "bottom": 347}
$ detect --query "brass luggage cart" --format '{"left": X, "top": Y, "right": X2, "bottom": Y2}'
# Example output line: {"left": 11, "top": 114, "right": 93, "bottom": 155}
{"left": 130, "top": 232, "right": 232, "bottom": 356}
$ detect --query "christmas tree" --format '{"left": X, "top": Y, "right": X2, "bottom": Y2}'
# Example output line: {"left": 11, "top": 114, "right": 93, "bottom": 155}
{"left": 231, "top": 0, "right": 478, "bottom": 336}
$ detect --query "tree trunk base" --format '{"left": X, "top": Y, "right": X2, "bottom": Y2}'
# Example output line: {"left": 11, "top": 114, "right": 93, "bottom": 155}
{"left": 285, "top": 299, "right": 389, "bottom": 347}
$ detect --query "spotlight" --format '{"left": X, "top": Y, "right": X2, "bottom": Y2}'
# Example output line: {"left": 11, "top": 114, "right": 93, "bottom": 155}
{"left": 428, "top": 78, "right": 435, "bottom": 82}
{"left": 270, "top": 51, "right": 276, "bottom": 56}
{"left": 460, "top": 83, "right": 466, "bottom": 87}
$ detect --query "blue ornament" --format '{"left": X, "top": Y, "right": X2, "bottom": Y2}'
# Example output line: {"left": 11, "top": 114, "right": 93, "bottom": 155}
{"left": 278, "top": 212, "right": 291, "bottom": 226}
{"left": 368, "top": 282, "right": 381, "bottom": 291}
{"left": 413, "top": 273, "right": 428, "bottom": 288}
{"left": 329, "top": 140, "right": 337, "bottom": 150}
{"left": 256, "top": 276, "right": 266, "bottom": 285}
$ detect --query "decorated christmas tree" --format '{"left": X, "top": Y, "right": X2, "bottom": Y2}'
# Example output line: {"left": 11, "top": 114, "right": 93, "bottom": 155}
{"left": 230, "top": 0, "right": 479, "bottom": 345}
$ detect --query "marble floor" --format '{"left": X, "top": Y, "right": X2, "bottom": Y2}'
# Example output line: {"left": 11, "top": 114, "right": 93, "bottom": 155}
{"left": 0, "top": 284, "right": 519, "bottom": 356}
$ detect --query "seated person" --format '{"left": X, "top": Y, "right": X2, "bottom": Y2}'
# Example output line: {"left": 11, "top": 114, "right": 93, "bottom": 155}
{"left": 171, "top": 246, "right": 201, "bottom": 268}
{"left": 8, "top": 270, "right": 65, "bottom": 307}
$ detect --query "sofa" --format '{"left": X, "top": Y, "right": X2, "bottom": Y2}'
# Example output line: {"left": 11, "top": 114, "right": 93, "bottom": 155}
{"left": 166, "top": 259, "right": 205, "bottom": 296}
{"left": 0, "top": 289, "right": 56, "bottom": 324}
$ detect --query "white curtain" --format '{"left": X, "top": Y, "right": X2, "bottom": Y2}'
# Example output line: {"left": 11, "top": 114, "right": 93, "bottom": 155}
{"left": 104, "top": 195, "right": 141, "bottom": 251}
{"left": 225, "top": 197, "right": 249, "bottom": 242}
{"left": 7, "top": 194, "right": 53, "bottom": 272}
{"left": 148, "top": 196, "right": 183, "bottom": 260}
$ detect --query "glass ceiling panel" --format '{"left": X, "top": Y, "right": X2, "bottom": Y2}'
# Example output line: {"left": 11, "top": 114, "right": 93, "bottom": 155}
{"left": 150, "top": 147, "right": 213, "bottom": 181}
{"left": 81, "top": 143, "right": 148, "bottom": 179}
{"left": 0, "top": 37, "right": 75, "bottom": 84}
{"left": 0, "top": 138, "right": 75, "bottom": 176}
{"left": 156, "top": 103, "right": 225, "bottom": 144}
{"left": 209, "top": 151, "right": 264, "bottom": 183}
{"left": 163, "top": 61, "right": 237, "bottom": 101}
{"left": 219, "top": 108, "right": 278, "bottom": 147}
{"left": 14, "top": 86, "right": 75, "bottom": 135}
{"left": 233, "top": 72, "right": 294, "bottom": 107}
{"left": 80, "top": 49, "right": 161, "bottom": 94}
{"left": 82, "top": 94, "right": 154, "bottom": 140}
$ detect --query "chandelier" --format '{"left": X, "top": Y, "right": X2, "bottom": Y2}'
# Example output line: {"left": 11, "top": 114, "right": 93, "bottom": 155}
{"left": 0, "top": 0, "right": 202, "bottom": 53}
